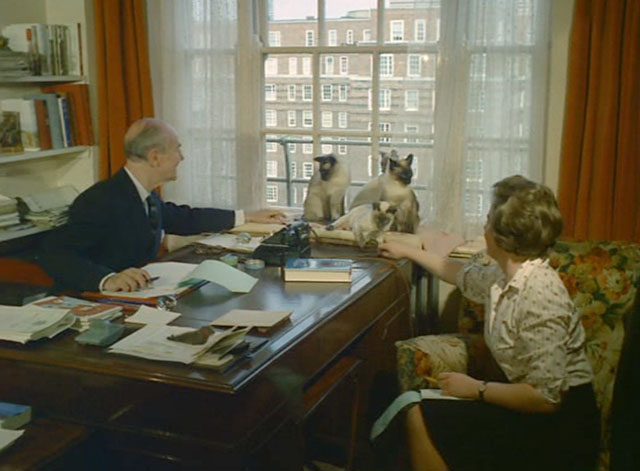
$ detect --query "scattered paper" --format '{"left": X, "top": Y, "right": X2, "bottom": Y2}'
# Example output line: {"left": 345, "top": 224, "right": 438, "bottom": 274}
{"left": 0, "top": 428, "right": 24, "bottom": 452}
{"left": 197, "top": 233, "right": 264, "bottom": 253}
{"left": 101, "top": 262, "right": 199, "bottom": 299}
{"left": 185, "top": 260, "right": 258, "bottom": 293}
{"left": 211, "top": 309, "right": 292, "bottom": 328}
{"left": 125, "top": 305, "right": 181, "bottom": 325}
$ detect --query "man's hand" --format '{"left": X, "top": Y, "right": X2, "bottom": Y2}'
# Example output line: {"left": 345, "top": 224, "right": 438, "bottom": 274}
{"left": 245, "top": 209, "right": 288, "bottom": 225}
{"left": 103, "top": 267, "right": 152, "bottom": 292}
{"left": 437, "top": 372, "right": 483, "bottom": 399}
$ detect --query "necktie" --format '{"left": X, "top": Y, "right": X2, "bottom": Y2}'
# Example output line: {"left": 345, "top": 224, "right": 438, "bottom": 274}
{"left": 146, "top": 194, "right": 161, "bottom": 256}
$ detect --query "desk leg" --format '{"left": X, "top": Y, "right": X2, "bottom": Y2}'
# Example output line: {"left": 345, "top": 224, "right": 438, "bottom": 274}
{"left": 414, "top": 267, "right": 439, "bottom": 335}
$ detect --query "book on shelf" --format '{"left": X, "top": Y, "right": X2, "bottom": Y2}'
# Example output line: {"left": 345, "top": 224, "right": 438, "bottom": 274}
{"left": 32, "top": 98, "right": 52, "bottom": 150}
{"left": 283, "top": 258, "right": 353, "bottom": 282}
{"left": 30, "top": 296, "right": 122, "bottom": 330}
{"left": 42, "top": 83, "right": 93, "bottom": 146}
{"left": 24, "top": 93, "right": 64, "bottom": 149}
{"left": 0, "top": 402, "right": 32, "bottom": 430}
{"left": 0, "top": 305, "right": 75, "bottom": 344}
{"left": 0, "top": 99, "right": 39, "bottom": 151}
{"left": 0, "top": 111, "right": 23, "bottom": 153}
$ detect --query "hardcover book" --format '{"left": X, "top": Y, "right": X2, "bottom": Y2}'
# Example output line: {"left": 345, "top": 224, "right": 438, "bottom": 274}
{"left": 283, "top": 258, "right": 352, "bottom": 282}
{"left": 0, "top": 402, "right": 32, "bottom": 430}
{"left": 31, "top": 295, "right": 121, "bottom": 319}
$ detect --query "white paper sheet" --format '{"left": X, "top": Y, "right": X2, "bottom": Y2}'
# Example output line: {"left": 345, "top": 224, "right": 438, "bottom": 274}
{"left": 125, "top": 305, "right": 181, "bottom": 325}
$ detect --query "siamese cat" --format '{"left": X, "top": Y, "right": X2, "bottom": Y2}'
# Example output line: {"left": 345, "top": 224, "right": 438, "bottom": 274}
{"left": 349, "top": 152, "right": 420, "bottom": 233}
{"left": 303, "top": 154, "right": 350, "bottom": 222}
{"left": 328, "top": 201, "right": 397, "bottom": 248}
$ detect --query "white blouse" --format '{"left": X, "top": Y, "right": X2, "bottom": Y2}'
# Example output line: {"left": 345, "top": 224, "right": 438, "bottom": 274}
{"left": 456, "top": 257, "right": 593, "bottom": 403}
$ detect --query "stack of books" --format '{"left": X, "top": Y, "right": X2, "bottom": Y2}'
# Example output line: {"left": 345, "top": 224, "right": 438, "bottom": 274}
{"left": 283, "top": 258, "right": 353, "bottom": 282}
{"left": 0, "top": 49, "right": 29, "bottom": 78}
{"left": 30, "top": 296, "right": 122, "bottom": 331}
{"left": 0, "top": 305, "right": 75, "bottom": 343}
{"left": 0, "top": 194, "right": 20, "bottom": 230}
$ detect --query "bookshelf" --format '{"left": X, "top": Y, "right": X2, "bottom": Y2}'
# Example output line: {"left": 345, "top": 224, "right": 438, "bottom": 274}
{"left": 0, "top": 0, "right": 97, "bottom": 248}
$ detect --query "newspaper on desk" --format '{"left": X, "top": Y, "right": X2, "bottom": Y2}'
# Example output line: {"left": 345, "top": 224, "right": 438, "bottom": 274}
{"left": 0, "top": 305, "right": 75, "bottom": 344}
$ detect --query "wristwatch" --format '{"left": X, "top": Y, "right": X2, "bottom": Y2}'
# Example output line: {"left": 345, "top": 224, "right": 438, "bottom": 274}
{"left": 478, "top": 380, "right": 488, "bottom": 401}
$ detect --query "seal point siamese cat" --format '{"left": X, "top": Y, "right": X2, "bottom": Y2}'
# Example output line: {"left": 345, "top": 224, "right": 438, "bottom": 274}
{"left": 349, "top": 152, "right": 420, "bottom": 233}
{"left": 303, "top": 154, "right": 350, "bottom": 222}
{"left": 328, "top": 201, "right": 397, "bottom": 248}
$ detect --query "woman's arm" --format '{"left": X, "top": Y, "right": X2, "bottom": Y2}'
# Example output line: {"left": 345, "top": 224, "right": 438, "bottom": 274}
{"left": 378, "top": 240, "right": 464, "bottom": 285}
{"left": 437, "top": 372, "right": 559, "bottom": 414}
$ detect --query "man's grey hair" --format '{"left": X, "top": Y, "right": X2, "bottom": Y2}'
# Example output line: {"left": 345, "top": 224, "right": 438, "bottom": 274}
{"left": 124, "top": 118, "right": 172, "bottom": 160}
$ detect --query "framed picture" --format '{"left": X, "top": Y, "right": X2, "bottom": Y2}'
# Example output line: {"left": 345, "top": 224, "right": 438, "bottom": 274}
{"left": 0, "top": 111, "right": 23, "bottom": 153}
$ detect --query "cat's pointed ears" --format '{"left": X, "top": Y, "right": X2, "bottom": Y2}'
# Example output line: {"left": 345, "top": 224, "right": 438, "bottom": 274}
{"left": 405, "top": 153, "right": 414, "bottom": 165}
{"left": 314, "top": 154, "right": 337, "bottom": 165}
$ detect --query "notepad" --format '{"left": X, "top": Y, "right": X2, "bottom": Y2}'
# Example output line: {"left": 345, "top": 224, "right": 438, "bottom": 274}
{"left": 211, "top": 309, "right": 292, "bottom": 329}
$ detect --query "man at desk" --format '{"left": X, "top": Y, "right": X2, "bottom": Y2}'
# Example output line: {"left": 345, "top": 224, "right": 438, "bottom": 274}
{"left": 40, "top": 117, "right": 285, "bottom": 293}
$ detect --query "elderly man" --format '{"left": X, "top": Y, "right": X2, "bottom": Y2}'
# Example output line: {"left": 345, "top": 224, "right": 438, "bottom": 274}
{"left": 41, "top": 118, "right": 285, "bottom": 293}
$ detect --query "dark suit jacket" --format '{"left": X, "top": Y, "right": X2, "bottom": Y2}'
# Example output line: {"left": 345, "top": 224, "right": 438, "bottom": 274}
{"left": 40, "top": 169, "right": 236, "bottom": 292}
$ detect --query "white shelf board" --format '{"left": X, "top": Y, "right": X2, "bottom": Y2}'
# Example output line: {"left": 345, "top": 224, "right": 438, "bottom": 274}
{"left": 0, "top": 146, "right": 88, "bottom": 165}
{"left": 0, "top": 75, "right": 85, "bottom": 84}
{"left": 0, "top": 225, "right": 50, "bottom": 243}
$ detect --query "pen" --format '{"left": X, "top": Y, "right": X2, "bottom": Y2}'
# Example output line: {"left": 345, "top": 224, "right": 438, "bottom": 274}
{"left": 426, "top": 375, "right": 439, "bottom": 385}
{"left": 147, "top": 276, "right": 160, "bottom": 283}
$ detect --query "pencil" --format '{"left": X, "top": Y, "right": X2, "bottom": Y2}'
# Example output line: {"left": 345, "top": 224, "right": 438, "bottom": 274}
{"left": 426, "top": 375, "right": 439, "bottom": 385}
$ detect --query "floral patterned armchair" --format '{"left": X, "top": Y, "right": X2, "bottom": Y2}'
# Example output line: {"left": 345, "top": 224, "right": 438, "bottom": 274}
{"left": 396, "top": 240, "right": 640, "bottom": 471}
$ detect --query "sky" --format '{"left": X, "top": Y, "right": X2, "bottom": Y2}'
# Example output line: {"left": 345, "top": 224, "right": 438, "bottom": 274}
{"left": 271, "top": 0, "right": 379, "bottom": 20}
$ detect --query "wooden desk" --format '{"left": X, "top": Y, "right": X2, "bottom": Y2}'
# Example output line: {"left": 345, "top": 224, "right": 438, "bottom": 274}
{"left": 0, "top": 245, "right": 412, "bottom": 470}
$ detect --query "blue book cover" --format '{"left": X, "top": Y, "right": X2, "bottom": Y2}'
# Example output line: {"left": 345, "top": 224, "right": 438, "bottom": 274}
{"left": 24, "top": 93, "right": 64, "bottom": 149}
{"left": 0, "top": 402, "right": 31, "bottom": 430}
{"left": 285, "top": 258, "right": 352, "bottom": 272}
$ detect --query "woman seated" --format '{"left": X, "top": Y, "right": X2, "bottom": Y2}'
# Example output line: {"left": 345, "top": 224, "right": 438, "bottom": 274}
{"left": 378, "top": 175, "right": 599, "bottom": 471}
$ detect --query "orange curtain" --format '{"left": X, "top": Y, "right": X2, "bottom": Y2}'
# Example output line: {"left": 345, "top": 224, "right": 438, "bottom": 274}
{"left": 558, "top": 0, "right": 640, "bottom": 242}
{"left": 94, "top": 0, "right": 155, "bottom": 179}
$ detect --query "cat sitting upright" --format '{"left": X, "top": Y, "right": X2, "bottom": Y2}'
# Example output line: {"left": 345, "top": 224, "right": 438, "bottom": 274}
{"left": 303, "top": 154, "right": 350, "bottom": 222}
{"left": 328, "top": 201, "right": 397, "bottom": 248}
{"left": 349, "top": 151, "right": 420, "bottom": 233}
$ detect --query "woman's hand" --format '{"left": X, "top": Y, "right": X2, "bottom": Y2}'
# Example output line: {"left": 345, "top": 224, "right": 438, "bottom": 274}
{"left": 378, "top": 240, "right": 410, "bottom": 260}
{"left": 437, "top": 372, "right": 483, "bottom": 399}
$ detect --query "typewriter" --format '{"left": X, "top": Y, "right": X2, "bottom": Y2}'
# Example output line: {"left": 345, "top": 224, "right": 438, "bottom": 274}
{"left": 253, "top": 220, "right": 311, "bottom": 266}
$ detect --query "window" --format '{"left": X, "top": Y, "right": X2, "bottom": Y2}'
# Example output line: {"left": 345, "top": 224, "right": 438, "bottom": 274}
{"left": 379, "top": 122, "right": 390, "bottom": 143}
{"left": 303, "top": 162, "right": 314, "bottom": 178}
{"left": 339, "top": 56, "right": 348, "bottom": 75}
{"left": 415, "top": 20, "right": 426, "bottom": 42}
{"left": 362, "top": 29, "right": 371, "bottom": 42}
{"left": 404, "top": 124, "right": 419, "bottom": 142}
{"left": 265, "top": 109, "right": 277, "bottom": 127}
{"left": 346, "top": 29, "right": 354, "bottom": 44}
{"left": 265, "top": 57, "right": 277, "bottom": 76}
{"left": 290, "top": 161, "right": 297, "bottom": 177}
{"left": 321, "top": 144, "right": 333, "bottom": 154}
{"left": 288, "top": 84, "right": 296, "bottom": 101}
{"left": 302, "top": 57, "right": 311, "bottom": 76}
{"left": 322, "top": 111, "right": 333, "bottom": 128}
{"left": 303, "top": 110, "right": 313, "bottom": 127}
{"left": 303, "top": 143, "right": 313, "bottom": 154}
{"left": 380, "top": 54, "right": 394, "bottom": 77}
{"left": 338, "top": 138, "right": 347, "bottom": 155}
{"left": 266, "top": 185, "right": 278, "bottom": 202}
{"left": 305, "top": 30, "right": 314, "bottom": 46}
{"left": 328, "top": 29, "right": 337, "bottom": 46}
{"left": 338, "top": 84, "right": 348, "bottom": 101}
{"left": 425, "top": 88, "right": 435, "bottom": 111}
{"left": 338, "top": 111, "right": 348, "bottom": 128}
{"left": 405, "top": 90, "right": 419, "bottom": 110}
{"left": 324, "top": 56, "right": 334, "bottom": 75}
{"left": 266, "top": 141, "right": 277, "bottom": 152}
{"left": 380, "top": 89, "right": 391, "bottom": 110}
{"left": 288, "top": 143, "right": 297, "bottom": 153}
{"left": 390, "top": 20, "right": 404, "bottom": 41}
{"left": 289, "top": 57, "right": 297, "bottom": 75}
{"left": 265, "top": 83, "right": 276, "bottom": 101}
{"left": 269, "top": 31, "right": 280, "bottom": 47}
{"left": 288, "top": 110, "right": 296, "bottom": 127}
{"left": 322, "top": 84, "right": 333, "bottom": 101}
{"left": 408, "top": 55, "right": 421, "bottom": 77}
{"left": 303, "top": 84, "right": 312, "bottom": 101}
{"left": 266, "top": 160, "right": 278, "bottom": 178}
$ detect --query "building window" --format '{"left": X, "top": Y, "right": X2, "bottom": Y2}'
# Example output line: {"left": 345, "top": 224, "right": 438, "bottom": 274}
{"left": 380, "top": 89, "right": 391, "bottom": 110}
{"left": 339, "top": 56, "right": 348, "bottom": 75}
{"left": 303, "top": 110, "right": 313, "bottom": 127}
{"left": 265, "top": 83, "right": 276, "bottom": 101}
{"left": 290, "top": 161, "right": 297, "bottom": 177}
{"left": 269, "top": 31, "right": 280, "bottom": 47}
{"left": 379, "top": 122, "right": 391, "bottom": 142}
{"left": 266, "top": 185, "right": 278, "bottom": 202}
{"left": 338, "top": 84, "right": 348, "bottom": 101}
{"left": 266, "top": 160, "right": 278, "bottom": 178}
{"left": 303, "top": 162, "right": 314, "bottom": 178}
{"left": 289, "top": 57, "right": 297, "bottom": 75}
{"left": 346, "top": 29, "right": 354, "bottom": 44}
{"left": 425, "top": 88, "right": 436, "bottom": 110}
{"left": 404, "top": 124, "right": 419, "bottom": 143}
{"left": 302, "top": 57, "right": 311, "bottom": 76}
{"left": 338, "top": 111, "right": 348, "bottom": 128}
{"left": 265, "top": 57, "right": 277, "bottom": 76}
{"left": 362, "top": 29, "right": 371, "bottom": 41}
{"left": 288, "top": 143, "right": 297, "bottom": 153}
{"left": 266, "top": 141, "right": 277, "bottom": 152}
{"left": 322, "top": 84, "right": 333, "bottom": 101}
{"left": 408, "top": 54, "right": 421, "bottom": 77}
{"left": 415, "top": 19, "right": 426, "bottom": 42}
{"left": 288, "top": 84, "right": 296, "bottom": 101}
{"left": 305, "top": 30, "right": 314, "bottom": 46}
{"left": 322, "top": 111, "right": 333, "bottom": 128}
{"left": 328, "top": 29, "right": 337, "bottom": 46}
{"left": 265, "top": 109, "right": 277, "bottom": 127}
{"left": 303, "top": 84, "right": 313, "bottom": 101}
{"left": 338, "top": 138, "right": 347, "bottom": 155}
{"left": 380, "top": 54, "right": 394, "bottom": 77}
{"left": 367, "top": 155, "right": 373, "bottom": 176}
{"left": 303, "top": 143, "right": 313, "bottom": 154}
{"left": 288, "top": 110, "right": 296, "bottom": 127}
{"left": 390, "top": 20, "right": 404, "bottom": 41}
{"left": 405, "top": 90, "right": 419, "bottom": 110}
{"left": 321, "top": 144, "right": 333, "bottom": 154}
{"left": 325, "top": 56, "right": 334, "bottom": 75}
